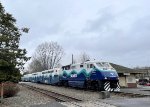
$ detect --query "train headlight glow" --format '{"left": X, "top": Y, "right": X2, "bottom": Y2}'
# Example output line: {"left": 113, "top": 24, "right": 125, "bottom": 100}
{"left": 104, "top": 77, "right": 107, "bottom": 79}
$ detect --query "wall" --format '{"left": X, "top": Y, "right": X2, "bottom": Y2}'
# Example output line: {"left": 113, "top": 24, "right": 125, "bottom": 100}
{"left": 126, "top": 74, "right": 137, "bottom": 88}
{"left": 119, "top": 77, "right": 126, "bottom": 87}
{"left": 118, "top": 73, "right": 137, "bottom": 88}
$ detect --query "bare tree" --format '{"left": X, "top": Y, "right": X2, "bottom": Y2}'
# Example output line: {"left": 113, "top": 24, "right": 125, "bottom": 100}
{"left": 80, "top": 52, "right": 90, "bottom": 63}
{"left": 28, "top": 57, "right": 44, "bottom": 73}
{"left": 29, "top": 41, "right": 64, "bottom": 72}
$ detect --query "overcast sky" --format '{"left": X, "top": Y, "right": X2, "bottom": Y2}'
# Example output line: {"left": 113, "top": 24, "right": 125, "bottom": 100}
{"left": 1, "top": 0, "right": 150, "bottom": 68}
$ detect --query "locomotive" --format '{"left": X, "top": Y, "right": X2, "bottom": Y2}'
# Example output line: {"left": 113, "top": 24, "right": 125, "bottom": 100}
{"left": 22, "top": 61, "right": 120, "bottom": 91}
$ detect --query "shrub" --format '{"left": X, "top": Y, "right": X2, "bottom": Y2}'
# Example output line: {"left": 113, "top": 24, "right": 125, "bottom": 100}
{"left": 0, "top": 81, "right": 20, "bottom": 98}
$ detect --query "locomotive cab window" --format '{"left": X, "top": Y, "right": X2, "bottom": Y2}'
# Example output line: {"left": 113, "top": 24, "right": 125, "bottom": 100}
{"left": 96, "top": 63, "right": 103, "bottom": 68}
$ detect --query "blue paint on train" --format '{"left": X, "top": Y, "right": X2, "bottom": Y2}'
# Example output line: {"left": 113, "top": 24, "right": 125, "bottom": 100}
{"left": 22, "top": 61, "right": 120, "bottom": 91}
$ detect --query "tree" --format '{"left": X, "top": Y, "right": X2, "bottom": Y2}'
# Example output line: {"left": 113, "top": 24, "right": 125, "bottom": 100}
{"left": 0, "top": 2, "right": 30, "bottom": 82}
{"left": 79, "top": 52, "right": 90, "bottom": 63}
{"left": 29, "top": 41, "right": 64, "bottom": 72}
{"left": 28, "top": 58, "right": 43, "bottom": 73}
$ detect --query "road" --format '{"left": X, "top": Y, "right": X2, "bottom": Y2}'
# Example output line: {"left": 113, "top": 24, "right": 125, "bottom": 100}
{"left": 103, "top": 97, "right": 150, "bottom": 107}
{"left": 103, "top": 86, "right": 150, "bottom": 107}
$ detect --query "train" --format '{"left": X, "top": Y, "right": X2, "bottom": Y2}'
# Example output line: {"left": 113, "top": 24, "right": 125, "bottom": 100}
{"left": 22, "top": 61, "right": 120, "bottom": 91}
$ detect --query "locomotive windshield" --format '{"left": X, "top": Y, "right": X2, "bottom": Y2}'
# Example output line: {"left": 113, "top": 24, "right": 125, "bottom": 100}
{"left": 96, "top": 62, "right": 114, "bottom": 70}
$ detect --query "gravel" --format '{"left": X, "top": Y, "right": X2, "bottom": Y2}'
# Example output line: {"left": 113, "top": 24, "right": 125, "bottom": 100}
{"left": 61, "top": 101, "right": 116, "bottom": 107}
{"left": 0, "top": 85, "right": 64, "bottom": 107}
{"left": 21, "top": 82, "right": 117, "bottom": 107}
{"left": 23, "top": 82, "right": 101, "bottom": 100}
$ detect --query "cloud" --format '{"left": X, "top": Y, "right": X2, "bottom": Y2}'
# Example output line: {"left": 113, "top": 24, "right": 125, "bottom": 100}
{"left": 1, "top": 0, "right": 150, "bottom": 67}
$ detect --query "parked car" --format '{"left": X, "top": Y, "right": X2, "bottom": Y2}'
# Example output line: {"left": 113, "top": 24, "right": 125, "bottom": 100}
{"left": 145, "top": 83, "right": 150, "bottom": 86}
{"left": 138, "top": 79, "right": 148, "bottom": 85}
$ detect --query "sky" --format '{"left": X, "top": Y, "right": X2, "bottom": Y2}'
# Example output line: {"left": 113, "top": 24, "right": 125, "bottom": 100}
{"left": 1, "top": 0, "right": 150, "bottom": 68}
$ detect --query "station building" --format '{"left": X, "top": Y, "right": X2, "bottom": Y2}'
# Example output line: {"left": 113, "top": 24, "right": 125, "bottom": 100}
{"left": 110, "top": 63, "right": 146, "bottom": 88}
{"left": 135, "top": 67, "right": 150, "bottom": 80}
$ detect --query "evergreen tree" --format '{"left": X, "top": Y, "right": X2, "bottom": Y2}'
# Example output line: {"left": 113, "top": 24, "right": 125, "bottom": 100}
{"left": 0, "top": 2, "right": 30, "bottom": 82}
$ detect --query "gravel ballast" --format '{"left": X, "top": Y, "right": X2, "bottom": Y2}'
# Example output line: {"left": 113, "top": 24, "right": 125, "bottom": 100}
{"left": 0, "top": 85, "right": 64, "bottom": 107}
{"left": 21, "top": 82, "right": 117, "bottom": 107}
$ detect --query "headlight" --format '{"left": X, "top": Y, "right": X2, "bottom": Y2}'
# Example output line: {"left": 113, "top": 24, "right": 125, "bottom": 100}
{"left": 104, "top": 77, "right": 107, "bottom": 79}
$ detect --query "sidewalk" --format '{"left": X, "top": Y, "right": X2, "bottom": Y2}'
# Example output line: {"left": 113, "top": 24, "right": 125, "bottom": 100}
{"left": 120, "top": 85, "right": 150, "bottom": 96}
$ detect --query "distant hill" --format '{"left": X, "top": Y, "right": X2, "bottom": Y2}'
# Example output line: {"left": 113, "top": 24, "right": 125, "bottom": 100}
{"left": 110, "top": 63, "right": 144, "bottom": 74}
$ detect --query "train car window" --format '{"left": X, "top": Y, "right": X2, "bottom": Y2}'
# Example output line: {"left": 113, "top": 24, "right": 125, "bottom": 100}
{"left": 90, "top": 64, "right": 94, "bottom": 68}
{"left": 49, "top": 71, "right": 53, "bottom": 73}
{"left": 71, "top": 66, "right": 76, "bottom": 69}
{"left": 80, "top": 65, "right": 83, "bottom": 68}
{"left": 87, "top": 64, "right": 90, "bottom": 68}
{"left": 62, "top": 65, "right": 71, "bottom": 70}
{"left": 66, "top": 67, "right": 70, "bottom": 70}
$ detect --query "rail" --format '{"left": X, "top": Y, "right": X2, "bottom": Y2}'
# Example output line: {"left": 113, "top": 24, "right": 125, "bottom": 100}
{"left": 20, "top": 83, "right": 82, "bottom": 102}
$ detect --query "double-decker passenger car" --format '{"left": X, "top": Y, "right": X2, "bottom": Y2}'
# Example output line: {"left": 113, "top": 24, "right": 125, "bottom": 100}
{"left": 41, "top": 68, "right": 60, "bottom": 84}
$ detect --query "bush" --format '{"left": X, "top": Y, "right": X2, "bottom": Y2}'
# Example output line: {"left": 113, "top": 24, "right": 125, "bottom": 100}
{"left": 0, "top": 81, "right": 20, "bottom": 98}
{"left": 0, "top": 72, "right": 21, "bottom": 83}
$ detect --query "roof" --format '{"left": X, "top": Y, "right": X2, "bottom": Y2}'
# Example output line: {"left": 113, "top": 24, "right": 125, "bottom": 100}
{"left": 110, "top": 63, "right": 146, "bottom": 74}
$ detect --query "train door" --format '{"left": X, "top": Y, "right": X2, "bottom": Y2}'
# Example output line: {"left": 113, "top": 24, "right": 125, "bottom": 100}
{"left": 49, "top": 71, "right": 52, "bottom": 84}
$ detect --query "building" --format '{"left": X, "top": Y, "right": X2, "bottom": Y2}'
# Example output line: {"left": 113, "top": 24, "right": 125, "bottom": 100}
{"left": 110, "top": 63, "right": 146, "bottom": 88}
{"left": 135, "top": 67, "right": 150, "bottom": 80}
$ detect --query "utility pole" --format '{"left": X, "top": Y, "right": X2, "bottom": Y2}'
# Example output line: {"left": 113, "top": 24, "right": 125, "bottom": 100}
{"left": 72, "top": 54, "right": 74, "bottom": 64}
{"left": 0, "top": 83, "right": 4, "bottom": 102}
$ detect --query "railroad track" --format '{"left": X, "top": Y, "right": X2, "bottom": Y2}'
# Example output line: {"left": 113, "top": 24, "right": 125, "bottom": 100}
{"left": 20, "top": 83, "right": 115, "bottom": 107}
{"left": 71, "top": 87, "right": 149, "bottom": 98}
{"left": 20, "top": 83, "right": 82, "bottom": 103}
{"left": 21, "top": 82, "right": 149, "bottom": 100}
{"left": 112, "top": 91, "right": 150, "bottom": 98}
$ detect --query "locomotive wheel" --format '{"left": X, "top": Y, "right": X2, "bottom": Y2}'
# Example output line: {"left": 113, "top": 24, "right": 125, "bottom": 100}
{"left": 86, "top": 80, "right": 92, "bottom": 89}
{"left": 91, "top": 81, "right": 101, "bottom": 91}
{"left": 94, "top": 82, "right": 100, "bottom": 91}
{"left": 98, "top": 81, "right": 104, "bottom": 91}
{"left": 64, "top": 81, "right": 68, "bottom": 87}
{"left": 83, "top": 81, "right": 87, "bottom": 90}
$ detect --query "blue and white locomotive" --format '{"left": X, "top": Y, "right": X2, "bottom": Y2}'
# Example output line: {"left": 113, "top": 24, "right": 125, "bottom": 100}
{"left": 22, "top": 61, "right": 120, "bottom": 91}
{"left": 60, "top": 61, "right": 120, "bottom": 91}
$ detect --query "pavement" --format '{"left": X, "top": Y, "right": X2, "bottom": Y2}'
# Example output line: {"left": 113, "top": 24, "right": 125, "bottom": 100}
{"left": 120, "top": 85, "right": 150, "bottom": 95}
{"left": 103, "top": 85, "right": 150, "bottom": 107}
{"left": 103, "top": 97, "right": 150, "bottom": 107}
{"left": 30, "top": 102, "right": 66, "bottom": 107}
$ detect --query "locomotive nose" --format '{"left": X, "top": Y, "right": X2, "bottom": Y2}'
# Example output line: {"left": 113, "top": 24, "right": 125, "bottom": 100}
{"left": 102, "top": 71, "right": 118, "bottom": 80}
